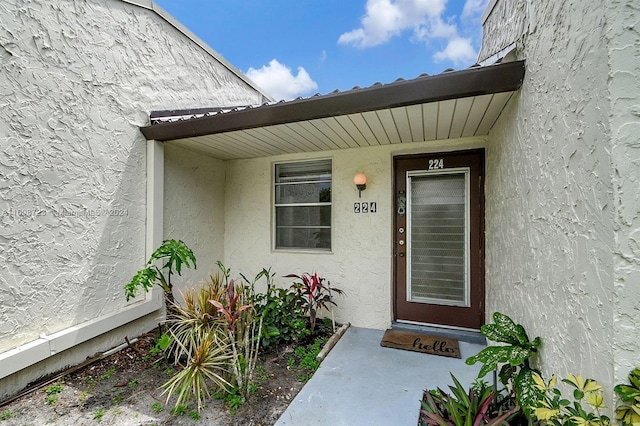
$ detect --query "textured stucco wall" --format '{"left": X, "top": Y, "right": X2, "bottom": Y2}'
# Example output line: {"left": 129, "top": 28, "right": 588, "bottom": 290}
{"left": 478, "top": 0, "right": 530, "bottom": 63}
{"left": 482, "top": 0, "right": 619, "bottom": 392}
{"left": 163, "top": 144, "right": 226, "bottom": 294}
{"left": 223, "top": 138, "right": 486, "bottom": 330}
{"left": 0, "top": 0, "right": 263, "bottom": 393}
{"left": 607, "top": 0, "right": 640, "bottom": 384}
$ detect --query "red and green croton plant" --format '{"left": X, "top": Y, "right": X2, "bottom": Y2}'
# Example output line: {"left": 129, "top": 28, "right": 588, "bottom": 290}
{"left": 285, "top": 272, "right": 344, "bottom": 333}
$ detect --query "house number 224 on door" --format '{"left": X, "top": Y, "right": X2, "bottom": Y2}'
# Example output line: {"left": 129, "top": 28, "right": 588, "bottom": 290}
{"left": 428, "top": 158, "right": 444, "bottom": 170}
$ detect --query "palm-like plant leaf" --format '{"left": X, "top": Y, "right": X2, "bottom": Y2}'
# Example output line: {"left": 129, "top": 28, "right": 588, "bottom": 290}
{"left": 166, "top": 275, "right": 226, "bottom": 362}
{"left": 149, "top": 239, "right": 196, "bottom": 276}
{"left": 162, "top": 332, "right": 231, "bottom": 411}
{"left": 124, "top": 267, "right": 158, "bottom": 301}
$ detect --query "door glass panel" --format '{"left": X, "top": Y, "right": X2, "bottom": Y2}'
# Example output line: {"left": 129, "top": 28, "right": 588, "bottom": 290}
{"left": 408, "top": 171, "right": 469, "bottom": 306}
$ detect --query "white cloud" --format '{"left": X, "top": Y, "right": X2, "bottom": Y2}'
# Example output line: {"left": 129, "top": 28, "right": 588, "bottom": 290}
{"left": 246, "top": 59, "right": 318, "bottom": 101}
{"left": 339, "top": 0, "right": 484, "bottom": 66}
{"left": 433, "top": 36, "right": 476, "bottom": 65}
{"left": 462, "top": 0, "right": 488, "bottom": 19}
{"left": 338, "top": 0, "right": 447, "bottom": 48}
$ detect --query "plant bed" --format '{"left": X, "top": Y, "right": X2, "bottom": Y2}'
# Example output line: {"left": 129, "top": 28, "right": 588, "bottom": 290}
{"left": 0, "top": 324, "right": 341, "bottom": 426}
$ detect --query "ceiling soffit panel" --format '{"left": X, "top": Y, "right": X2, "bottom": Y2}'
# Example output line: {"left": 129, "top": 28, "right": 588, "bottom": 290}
{"left": 142, "top": 61, "right": 525, "bottom": 159}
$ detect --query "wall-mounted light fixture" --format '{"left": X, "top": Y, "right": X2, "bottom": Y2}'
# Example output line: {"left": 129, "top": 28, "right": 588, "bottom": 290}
{"left": 353, "top": 173, "right": 367, "bottom": 198}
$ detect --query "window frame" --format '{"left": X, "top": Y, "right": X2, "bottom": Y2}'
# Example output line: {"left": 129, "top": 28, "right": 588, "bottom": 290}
{"left": 272, "top": 158, "right": 333, "bottom": 252}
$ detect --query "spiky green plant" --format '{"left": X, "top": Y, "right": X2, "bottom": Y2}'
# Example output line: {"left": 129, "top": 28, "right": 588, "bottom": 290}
{"left": 419, "top": 374, "right": 519, "bottom": 426}
{"left": 209, "top": 263, "right": 263, "bottom": 400}
{"left": 162, "top": 331, "right": 231, "bottom": 411}
{"left": 166, "top": 274, "right": 226, "bottom": 363}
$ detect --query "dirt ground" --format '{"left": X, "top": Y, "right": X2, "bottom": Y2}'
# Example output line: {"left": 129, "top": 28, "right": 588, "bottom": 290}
{"left": 0, "top": 331, "right": 315, "bottom": 426}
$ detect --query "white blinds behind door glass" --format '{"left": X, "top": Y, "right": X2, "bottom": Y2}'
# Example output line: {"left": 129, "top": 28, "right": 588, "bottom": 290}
{"left": 409, "top": 172, "right": 467, "bottom": 305}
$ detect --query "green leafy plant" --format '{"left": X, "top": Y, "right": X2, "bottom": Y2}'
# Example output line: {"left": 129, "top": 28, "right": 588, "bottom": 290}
{"left": 151, "top": 402, "right": 164, "bottom": 413}
{"left": 532, "top": 373, "right": 610, "bottom": 425}
{"left": 124, "top": 239, "right": 196, "bottom": 307}
{"left": 614, "top": 367, "right": 640, "bottom": 425}
{"left": 150, "top": 333, "right": 173, "bottom": 357}
{"left": 128, "top": 379, "right": 139, "bottom": 388}
{"left": 112, "top": 393, "right": 123, "bottom": 405}
{"left": 250, "top": 268, "right": 309, "bottom": 348}
{"left": 170, "top": 404, "right": 189, "bottom": 415}
{"left": 93, "top": 408, "right": 105, "bottom": 422}
{"left": 466, "top": 312, "right": 542, "bottom": 413}
{"left": 189, "top": 410, "right": 201, "bottom": 420}
{"left": 254, "top": 365, "right": 268, "bottom": 382}
{"left": 45, "top": 383, "right": 63, "bottom": 405}
{"left": 99, "top": 367, "right": 116, "bottom": 381}
{"left": 285, "top": 272, "right": 344, "bottom": 333}
{"left": 0, "top": 410, "right": 12, "bottom": 421}
{"left": 287, "top": 336, "right": 328, "bottom": 382}
{"left": 46, "top": 383, "right": 63, "bottom": 395}
{"left": 214, "top": 387, "right": 244, "bottom": 413}
{"left": 419, "top": 374, "right": 519, "bottom": 425}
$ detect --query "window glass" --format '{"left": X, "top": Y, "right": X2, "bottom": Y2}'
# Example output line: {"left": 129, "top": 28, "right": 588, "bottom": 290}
{"left": 408, "top": 172, "right": 468, "bottom": 306}
{"left": 274, "top": 160, "right": 331, "bottom": 250}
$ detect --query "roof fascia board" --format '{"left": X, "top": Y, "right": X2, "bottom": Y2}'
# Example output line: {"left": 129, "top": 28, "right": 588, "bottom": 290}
{"left": 141, "top": 60, "right": 525, "bottom": 142}
{"left": 118, "top": 0, "right": 272, "bottom": 102}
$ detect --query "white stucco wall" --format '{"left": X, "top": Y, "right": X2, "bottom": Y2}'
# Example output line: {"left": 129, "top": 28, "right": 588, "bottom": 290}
{"left": 163, "top": 144, "right": 226, "bottom": 294}
{"left": 607, "top": 0, "right": 640, "bottom": 384}
{"left": 0, "top": 0, "right": 264, "bottom": 397}
{"left": 223, "top": 138, "right": 486, "bottom": 330}
{"left": 480, "top": 0, "right": 636, "bottom": 395}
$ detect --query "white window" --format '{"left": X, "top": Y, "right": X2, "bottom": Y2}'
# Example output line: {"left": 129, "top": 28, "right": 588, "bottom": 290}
{"left": 274, "top": 159, "right": 331, "bottom": 250}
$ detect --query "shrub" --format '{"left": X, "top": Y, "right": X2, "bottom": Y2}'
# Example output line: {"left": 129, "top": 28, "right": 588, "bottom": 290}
{"left": 162, "top": 331, "right": 231, "bottom": 411}
{"left": 124, "top": 239, "right": 196, "bottom": 308}
{"left": 531, "top": 373, "right": 610, "bottom": 425}
{"left": 419, "top": 375, "right": 520, "bottom": 425}
{"left": 465, "top": 311, "right": 542, "bottom": 413}
{"left": 285, "top": 272, "right": 344, "bottom": 333}
{"left": 249, "top": 268, "right": 309, "bottom": 348}
{"left": 209, "top": 262, "right": 263, "bottom": 402}
{"left": 614, "top": 367, "right": 640, "bottom": 426}
{"left": 166, "top": 274, "right": 226, "bottom": 363}
{"left": 161, "top": 273, "right": 230, "bottom": 411}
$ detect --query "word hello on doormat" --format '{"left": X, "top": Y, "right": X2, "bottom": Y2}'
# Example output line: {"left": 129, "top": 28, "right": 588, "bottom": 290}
{"left": 380, "top": 329, "right": 461, "bottom": 359}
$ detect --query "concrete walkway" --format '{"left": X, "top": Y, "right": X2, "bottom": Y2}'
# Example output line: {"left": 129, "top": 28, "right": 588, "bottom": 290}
{"left": 276, "top": 326, "right": 486, "bottom": 426}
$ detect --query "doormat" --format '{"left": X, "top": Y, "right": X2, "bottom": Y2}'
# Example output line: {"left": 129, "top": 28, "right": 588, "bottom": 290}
{"left": 380, "top": 329, "right": 461, "bottom": 359}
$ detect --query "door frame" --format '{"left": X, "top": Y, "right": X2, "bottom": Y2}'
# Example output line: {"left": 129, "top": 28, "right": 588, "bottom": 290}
{"left": 392, "top": 149, "right": 485, "bottom": 330}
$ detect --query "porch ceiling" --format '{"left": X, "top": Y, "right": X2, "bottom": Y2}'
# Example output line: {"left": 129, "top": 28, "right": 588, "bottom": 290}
{"left": 141, "top": 60, "right": 525, "bottom": 160}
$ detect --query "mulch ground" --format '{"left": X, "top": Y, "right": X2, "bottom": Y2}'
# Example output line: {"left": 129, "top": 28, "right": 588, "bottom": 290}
{"left": 0, "top": 328, "right": 325, "bottom": 426}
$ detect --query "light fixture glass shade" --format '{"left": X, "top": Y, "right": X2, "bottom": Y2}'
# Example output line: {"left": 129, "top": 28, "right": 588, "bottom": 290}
{"left": 353, "top": 173, "right": 367, "bottom": 185}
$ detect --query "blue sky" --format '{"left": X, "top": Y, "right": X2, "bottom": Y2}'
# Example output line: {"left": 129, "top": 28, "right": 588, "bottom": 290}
{"left": 154, "top": 0, "right": 489, "bottom": 101}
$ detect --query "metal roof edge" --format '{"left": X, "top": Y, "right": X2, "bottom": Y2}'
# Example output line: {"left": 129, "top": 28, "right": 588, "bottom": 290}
{"left": 141, "top": 60, "right": 525, "bottom": 142}
{"left": 118, "top": 0, "right": 273, "bottom": 103}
